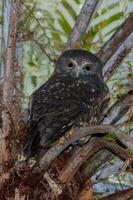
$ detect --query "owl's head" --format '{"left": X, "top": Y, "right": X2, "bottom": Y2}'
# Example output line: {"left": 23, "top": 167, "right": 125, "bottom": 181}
{"left": 55, "top": 49, "right": 103, "bottom": 78}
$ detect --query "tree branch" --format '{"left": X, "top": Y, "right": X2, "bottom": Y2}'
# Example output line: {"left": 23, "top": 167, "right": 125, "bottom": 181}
{"left": 80, "top": 94, "right": 133, "bottom": 181}
{"left": 97, "top": 13, "right": 133, "bottom": 65}
{"left": 80, "top": 149, "right": 112, "bottom": 181}
{"left": 58, "top": 138, "right": 130, "bottom": 183}
{"left": 66, "top": 0, "right": 100, "bottom": 49}
{"left": 35, "top": 124, "right": 133, "bottom": 176}
{"left": 100, "top": 188, "right": 133, "bottom": 200}
{"left": 15, "top": 122, "right": 132, "bottom": 190}
{"left": 103, "top": 32, "right": 133, "bottom": 81}
{"left": 101, "top": 94, "right": 133, "bottom": 125}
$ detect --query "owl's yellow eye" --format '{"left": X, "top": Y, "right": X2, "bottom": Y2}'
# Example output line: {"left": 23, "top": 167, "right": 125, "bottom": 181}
{"left": 85, "top": 65, "right": 91, "bottom": 71}
{"left": 68, "top": 62, "right": 74, "bottom": 67}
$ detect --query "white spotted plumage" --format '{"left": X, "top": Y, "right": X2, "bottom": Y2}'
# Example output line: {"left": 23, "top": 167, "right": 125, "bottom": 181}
{"left": 24, "top": 49, "right": 108, "bottom": 158}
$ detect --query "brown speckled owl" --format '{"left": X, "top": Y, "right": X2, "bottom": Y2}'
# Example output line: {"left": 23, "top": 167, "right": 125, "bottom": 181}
{"left": 24, "top": 49, "right": 108, "bottom": 158}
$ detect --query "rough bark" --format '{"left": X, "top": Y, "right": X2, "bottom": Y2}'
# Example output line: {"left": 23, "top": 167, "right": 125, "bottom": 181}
{"left": 0, "top": 0, "right": 23, "bottom": 179}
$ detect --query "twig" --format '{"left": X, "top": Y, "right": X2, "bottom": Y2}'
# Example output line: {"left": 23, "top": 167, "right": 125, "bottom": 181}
{"left": 20, "top": 0, "right": 55, "bottom": 63}
{"left": 20, "top": 0, "right": 50, "bottom": 40}
{"left": 120, "top": 157, "right": 133, "bottom": 172}
{"left": 66, "top": 0, "right": 100, "bottom": 49}
{"left": 32, "top": 39, "right": 56, "bottom": 62}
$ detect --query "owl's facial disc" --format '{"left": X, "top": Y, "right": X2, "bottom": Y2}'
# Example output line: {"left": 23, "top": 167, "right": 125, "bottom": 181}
{"left": 67, "top": 59, "right": 93, "bottom": 77}
{"left": 55, "top": 49, "right": 103, "bottom": 78}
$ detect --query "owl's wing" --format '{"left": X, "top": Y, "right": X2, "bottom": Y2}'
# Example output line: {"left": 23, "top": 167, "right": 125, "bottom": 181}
{"left": 24, "top": 74, "right": 86, "bottom": 158}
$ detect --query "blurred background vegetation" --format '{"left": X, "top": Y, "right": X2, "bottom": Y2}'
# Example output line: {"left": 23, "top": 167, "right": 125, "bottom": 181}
{"left": 0, "top": 0, "right": 133, "bottom": 198}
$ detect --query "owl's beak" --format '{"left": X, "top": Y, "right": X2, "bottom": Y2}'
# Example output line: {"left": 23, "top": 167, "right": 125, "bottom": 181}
{"left": 75, "top": 66, "right": 80, "bottom": 77}
{"left": 70, "top": 59, "right": 82, "bottom": 76}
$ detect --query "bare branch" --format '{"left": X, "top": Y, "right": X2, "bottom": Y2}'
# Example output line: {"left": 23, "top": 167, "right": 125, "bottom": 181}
{"left": 97, "top": 14, "right": 133, "bottom": 65}
{"left": 100, "top": 188, "right": 133, "bottom": 200}
{"left": 102, "top": 94, "right": 133, "bottom": 125}
{"left": 32, "top": 39, "right": 56, "bottom": 62}
{"left": 38, "top": 124, "right": 133, "bottom": 174}
{"left": 81, "top": 149, "right": 113, "bottom": 180}
{"left": 58, "top": 138, "right": 130, "bottom": 183}
{"left": 66, "top": 0, "right": 101, "bottom": 49}
{"left": 103, "top": 32, "right": 133, "bottom": 81}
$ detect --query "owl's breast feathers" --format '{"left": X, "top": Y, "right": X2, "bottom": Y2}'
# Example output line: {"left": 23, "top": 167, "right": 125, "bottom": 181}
{"left": 24, "top": 73, "right": 108, "bottom": 158}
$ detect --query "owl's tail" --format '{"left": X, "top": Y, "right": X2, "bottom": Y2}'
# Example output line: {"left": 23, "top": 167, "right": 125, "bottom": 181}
{"left": 23, "top": 123, "right": 40, "bottom": 159}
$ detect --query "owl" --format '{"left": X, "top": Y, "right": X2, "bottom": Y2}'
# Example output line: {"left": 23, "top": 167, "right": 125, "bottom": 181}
{"left": 24, "top": 49, "right": 108, "bottom": 158}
